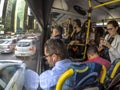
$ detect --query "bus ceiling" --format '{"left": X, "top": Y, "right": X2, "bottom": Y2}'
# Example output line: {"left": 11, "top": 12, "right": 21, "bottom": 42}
{"left": 51, "top": 0, "right": 120, "bottom": 24}
{"left": 26, "top": 0, "right": 120, "bottom": 27}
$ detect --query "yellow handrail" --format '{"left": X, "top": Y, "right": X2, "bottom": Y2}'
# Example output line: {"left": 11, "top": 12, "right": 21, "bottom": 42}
{"left": 110, "top": 61, "right": 120, "bottom": 78}
{"left": 100, "top": 65, "right": 107, "bottom": 84}
{"left": 93, "top": 0, "right": 120, "bottom": 9}
{"left": 83, "top": 0, "right": 92, "bottom": 59}
{"left": 56, "top": 69, "right": 74, "bottom": 90}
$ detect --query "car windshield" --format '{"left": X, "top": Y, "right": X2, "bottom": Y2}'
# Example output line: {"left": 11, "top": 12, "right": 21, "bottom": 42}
{"left": 17, "top": 42, "right": 30, "bottom": 47}
{"left": 2, "top": 40, "right": 12, "bottom": 44}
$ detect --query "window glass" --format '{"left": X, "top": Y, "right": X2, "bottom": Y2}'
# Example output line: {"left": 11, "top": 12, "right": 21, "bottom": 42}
{"left": 32, "top": 40, "right": 36, "bottom": 45}
{"left": 0, "top": 65, "right": 20, "bottom": 89}
{"left": 17, "top": 42, "right": 31, "bottom": 47}
{"left": 2, "top": 40, "right": 12, "bottom": 44}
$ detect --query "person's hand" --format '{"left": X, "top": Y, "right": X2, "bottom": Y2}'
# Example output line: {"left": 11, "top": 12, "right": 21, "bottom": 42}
{"left": 98, "top": 46, "right": 104, "bottom": 52}
{"left": 71, "top": 29, "right": 76, "bottom": 37}
{"left": 99, "top": 37, "right": 104, "bottom": 45}
{"left": 102, "top": 40, "right": 112, "bottom": 48}
{"left": 68, "top": 41, "right": 75, "bottom": 46}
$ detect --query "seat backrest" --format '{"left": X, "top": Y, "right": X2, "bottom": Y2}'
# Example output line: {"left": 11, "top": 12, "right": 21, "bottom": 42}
{"left": 107, "top": 58, "right": 120, "bottom": 78}
{"left": 56, "top": 62, "right": 104, "bottom": 90}
{"left": 104, "top": 58, "right": 120, "bottom": 89}
{"left": 106, "top": 73, "right": 120, "bottom": 90}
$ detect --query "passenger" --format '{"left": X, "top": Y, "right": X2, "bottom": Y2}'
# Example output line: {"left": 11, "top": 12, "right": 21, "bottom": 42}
{"left": 94, "top": 27, "right": 105, "bottom": 46}
{"left": 67, "top": 19, "right": 85, "bottom": 59}
{"left": 50, "top": 25, "right": 63, "bottom": 39}
{"left": 81, "top": 20, "right": 94, "bottom": 44}
{"left": 39, "top": 39, "right": 73, "bottom": 90}
{"left": 64, "top": 18, "right": 73, "bottom": 43}
{"left": 69, "top": 19, "right": 82, "bottom": 45}
{"left": 66, "top": 18, "right": 73, "bottom": 38}
{"left": 98, "top": 20, "right": 120, "bottom": 63}
{"left": 85, "top": 45, "right": 111, "bottom": 69}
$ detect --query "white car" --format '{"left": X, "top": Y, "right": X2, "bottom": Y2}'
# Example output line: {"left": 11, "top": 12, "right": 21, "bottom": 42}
{"left": 0, "top": 39, "right": 17, "bottom": 53}
{"left": 0, "top": 60, "right": 26, "bottom": 90}
{"left": 14, "top": 39, "right": 36, "bottom": 57}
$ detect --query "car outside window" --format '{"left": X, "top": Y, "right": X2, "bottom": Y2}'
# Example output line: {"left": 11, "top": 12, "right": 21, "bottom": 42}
{"left": 0, "top": 65, "right": 20, "bottom": 89}
{"left": 32, "top": 40, "right": 36, "bottom": 45}
{"left": 2, "top": 40, "right": 12, "bottom": 44}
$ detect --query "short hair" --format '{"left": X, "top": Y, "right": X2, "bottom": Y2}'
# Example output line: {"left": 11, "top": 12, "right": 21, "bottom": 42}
{"left": 53, "top": 25, "right": 63, "bottom": 34}
{"left": 87, "top": 46, "right": 98, "bottom": 55}
{"left": 44, "top": 39, "right": 68, "bottom": 59}
{"left": 73, "top": 19, "right": 81, "bottom": 27}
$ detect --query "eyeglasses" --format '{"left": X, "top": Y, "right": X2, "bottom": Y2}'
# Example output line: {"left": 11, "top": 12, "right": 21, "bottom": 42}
{"left": 107, "top": 28, "right": 113, "bottom": 31}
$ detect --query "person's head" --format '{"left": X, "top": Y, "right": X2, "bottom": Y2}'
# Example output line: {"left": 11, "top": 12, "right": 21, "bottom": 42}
{"left": 107, "top": 20, "right": 119, "bottom": 37}
{"left": 73, "top": 19, "right": 81, "bottom": 28}
{"left": 51, "top": 25, "right": 63, "bottom": 38}
{"left": 44, "top": 39, "right": 68, "bottom": 67}
{"left": 82, "top": 20, "right": 92, "bottom": 30}
{"left": 87, "top": 46, "right": 99, "bottom": 60}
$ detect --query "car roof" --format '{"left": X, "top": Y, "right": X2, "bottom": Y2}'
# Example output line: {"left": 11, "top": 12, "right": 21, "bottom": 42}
{"left": 4, "top": 39, "right": 15, "bottom": 41}
{"left": 0, "top": 60, "right": 24, "bottom": 70}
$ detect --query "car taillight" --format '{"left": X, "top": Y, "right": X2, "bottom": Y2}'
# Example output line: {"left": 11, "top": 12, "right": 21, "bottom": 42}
{"left": 7, "top": 45, "right": 10, "bottom": 48}
{"left": 14, "top": 47, "right": 17, "bottom": 50}
{"left": 29, "top": 47, "right": 33, "bottom": 50}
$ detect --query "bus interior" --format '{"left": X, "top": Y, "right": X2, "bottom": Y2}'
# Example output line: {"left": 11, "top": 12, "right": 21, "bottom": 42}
{"left": 0, "top": 0, "right": 120, "bottom": 90}
{"left": 26, "top": 0, "right": 120, "bottom": 62}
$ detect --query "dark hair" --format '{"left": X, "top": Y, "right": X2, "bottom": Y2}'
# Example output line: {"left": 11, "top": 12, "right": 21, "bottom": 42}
{"left": 82, "top": 20, "right": 92, "bottom": 29}
{"left": 53, "top": 25, "right": 63, "bottom": 34}
{"left": 107, "top": 20, "right": 120, "bottom": 34}
{"left": 107, "top": 20, "right": 119, "bottom": 28}
{"left": 44, "top": 39, "right": 68, "bottom": 59}
{"left": 87, "top": 45, "right": 98, "bottom": 55}
{"left": 73, "top": 19, "right": 81, "bottom": 27}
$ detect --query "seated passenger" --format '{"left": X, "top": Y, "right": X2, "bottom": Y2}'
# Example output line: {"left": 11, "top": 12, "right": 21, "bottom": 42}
{"left": 39, "top": 39, "right": 73, "bottom": 90}
{"left": 50, "top": 25, "right": 63, "bottom": 39}
{"left": 85, "top": 45, "right": 111, "bottom": 69}
{"left": 98, "top": 20, "right": 120, "bottom": 63}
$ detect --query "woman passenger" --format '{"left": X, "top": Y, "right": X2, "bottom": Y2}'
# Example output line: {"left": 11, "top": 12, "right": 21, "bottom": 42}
{"left": 67, "top": 19, "right": 86, "bottom": 58}
{"left": 98, "top": 20, "right": 120, "bottom": 63}
{"left": 68, "top": 19, "right": 84, "bottom": 45}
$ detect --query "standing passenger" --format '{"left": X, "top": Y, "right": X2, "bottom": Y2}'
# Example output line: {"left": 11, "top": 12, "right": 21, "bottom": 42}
{"left": 39, "top": 39, "right": 73, "bottom": 90}
{"left": 69, "top": 19, "right": 82, "bottom": 44}
{"left": 50, "top": 25, "right": 63, "bottom": 39}
{"left": 98, "top": 20, "right": 120, "bottom": 63}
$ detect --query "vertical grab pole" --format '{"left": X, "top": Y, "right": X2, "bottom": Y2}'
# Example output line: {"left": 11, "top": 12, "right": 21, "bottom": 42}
{"left": 83, "top": 0, "right": 92, "bottom": 59}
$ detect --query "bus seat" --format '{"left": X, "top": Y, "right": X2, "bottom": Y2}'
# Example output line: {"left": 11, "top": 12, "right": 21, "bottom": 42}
{"left": 106, "top": 73, "right": 120, "bottom": 90}
{"left": 104, "top": 58, "right": 120, "bottom": 89}
{"left": 56, "top": 62, "right": 105, "bottom": 90}
{"left": 99, "top": 65, "right": 107, "bottom": 84}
